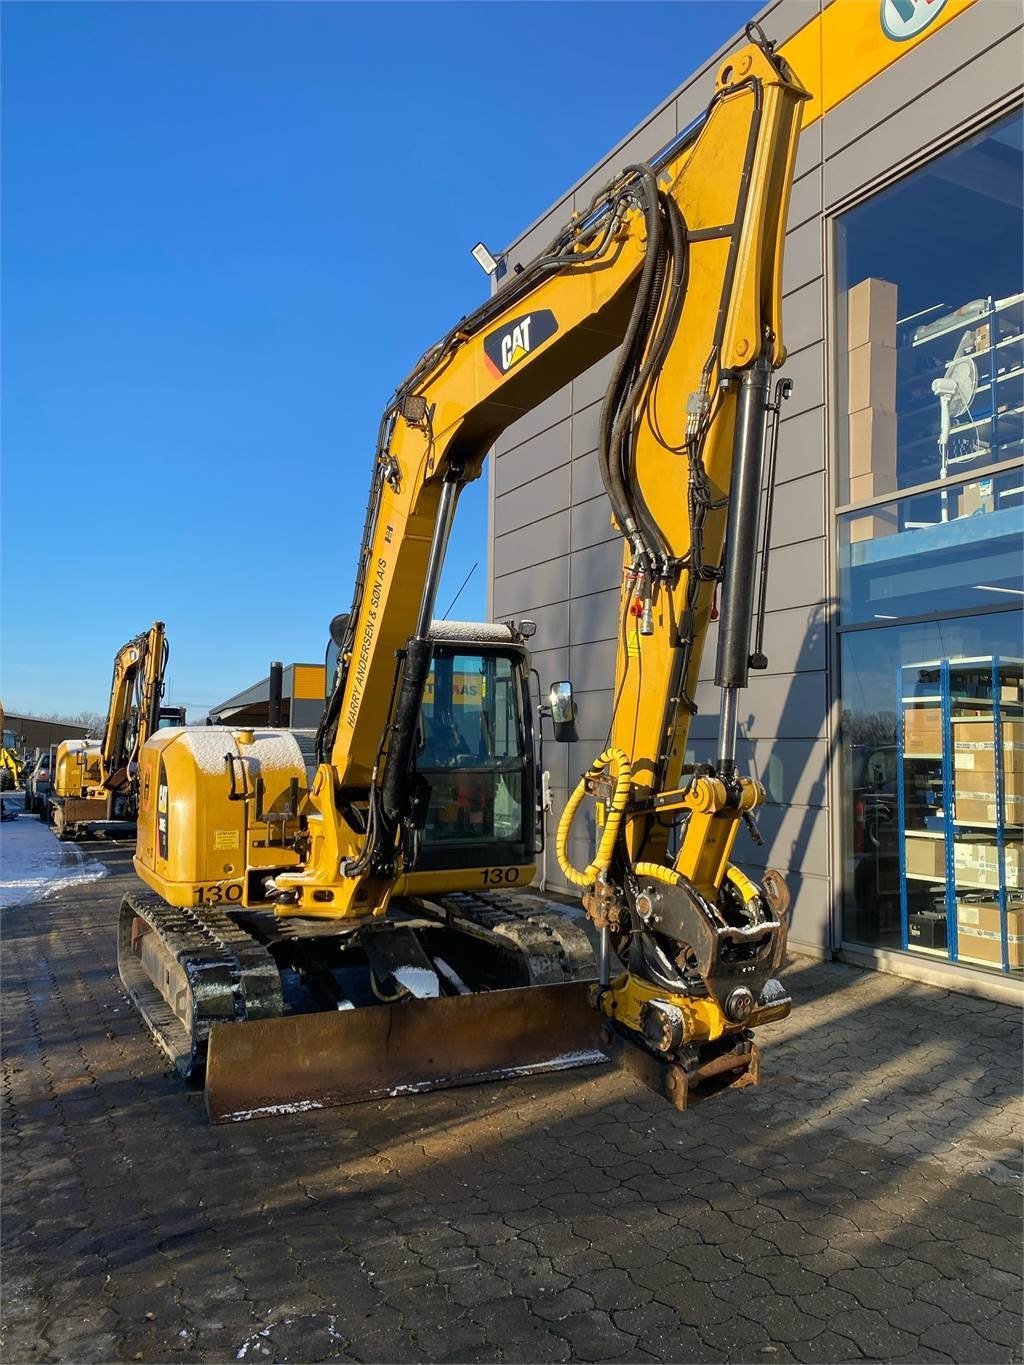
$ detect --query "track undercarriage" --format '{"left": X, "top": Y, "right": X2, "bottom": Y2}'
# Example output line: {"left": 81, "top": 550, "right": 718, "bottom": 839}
{"left": 117, "top": 890, "right": 607, "bottom": 1121}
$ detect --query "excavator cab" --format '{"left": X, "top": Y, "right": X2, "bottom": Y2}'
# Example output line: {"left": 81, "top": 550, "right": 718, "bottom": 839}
{"left": 412, "top": 631, "right": 536, "bottom": 874}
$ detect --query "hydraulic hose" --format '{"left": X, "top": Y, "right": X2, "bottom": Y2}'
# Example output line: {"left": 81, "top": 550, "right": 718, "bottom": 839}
{"left": 556, "top": 748, "right": 632, "bottom": 888}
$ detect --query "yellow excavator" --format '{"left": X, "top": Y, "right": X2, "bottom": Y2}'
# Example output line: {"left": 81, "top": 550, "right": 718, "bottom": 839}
{"left": 50, "top": 622, "right": 186, "bottom": 839}
{"left": 0, "top": 704, "right": 23, "bottom": 792}
{"left": 119, "top": 26, "right": 807, "bottom": 1122}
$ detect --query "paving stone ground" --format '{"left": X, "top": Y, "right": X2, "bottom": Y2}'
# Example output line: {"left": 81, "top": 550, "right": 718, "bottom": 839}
{"left": 2, "top": 837, "right": 1022, "bottom": 1364}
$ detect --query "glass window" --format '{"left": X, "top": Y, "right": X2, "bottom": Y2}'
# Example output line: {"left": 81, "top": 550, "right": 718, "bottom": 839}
{"left": 839, "top": 612, "right": 1024, "bottom": 973}
{"left": 836, "top": 110, "right": 1023, "bottom": 502}
{"left": 839, "top": 466, "right": 1024, "bottom": 625}
{"left": 417, "top": 651, "right": 525, "bottom": 848}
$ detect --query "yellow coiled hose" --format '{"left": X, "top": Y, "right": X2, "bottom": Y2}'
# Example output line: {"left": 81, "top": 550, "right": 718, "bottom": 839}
{"left": 633, "top": 860, "right": 762, "bottom": 907}
{"left": 555, "top": 748, "right": 632, "bottom": 888}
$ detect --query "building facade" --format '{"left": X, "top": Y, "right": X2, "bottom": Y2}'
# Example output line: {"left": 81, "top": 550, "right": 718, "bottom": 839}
{"left": 207, "top": 663, "right": 326, "bottom": 729}
{"left": 488, "top": 0, "right": 1022, "bottom": 996}
{"left": 5, "top": 714, "right": 90, "bottom": 758}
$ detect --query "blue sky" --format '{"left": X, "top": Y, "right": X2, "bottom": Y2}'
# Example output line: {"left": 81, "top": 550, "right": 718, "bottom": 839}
{"left": 2, "top": 0, "right": 752, "bottom": 719}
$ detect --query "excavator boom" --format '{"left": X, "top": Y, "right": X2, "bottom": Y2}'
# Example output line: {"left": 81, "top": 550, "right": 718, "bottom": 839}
{"left": 122, "top": 28, "right": 809, "bottom": 1119}
{"left": 51, "top": 621, "right": 171, "bottom": 838}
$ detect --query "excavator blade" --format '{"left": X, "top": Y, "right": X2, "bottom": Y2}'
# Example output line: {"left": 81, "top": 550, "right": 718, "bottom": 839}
{"left": 204, "top": 980, "right": 607, "bottom": 1123}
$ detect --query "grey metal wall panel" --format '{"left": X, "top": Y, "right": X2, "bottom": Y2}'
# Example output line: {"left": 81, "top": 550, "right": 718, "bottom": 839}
{"left": 698, "top": 601, "right": 829, "bottom": 680}
{"left": 788, "top": 165, "right": 823, "bottom": 231}
{"left": 782, "top": 216, "right": 823, "bottom": 297}
{"left": 823, "top": 27, "right": 1023, "bottom": 209}
{"left": 571, "top": 539, "right": 621, "bottom": 597}
{"left": 528, "top": 644, "right": 571, "bottom": 685}
{"left": 569, "top": 689, "right": 614, "bottom": 744}
{"left": 513, "top": 602, "right": 568, "bottom": 653}
{"left": 823, "top": 2, "right": 1023, "bottom": 163}
{"left": 765, "top": 536, "right": 826, "bottom": 612}
{"left": 694, "top": 669, "right": 827, "bottom": 740}
{"left": 737, "top": 801, "right": 829, "bottom": 879}
{"left": 570, "top": 493, "right": 617, "bottom": 555}
{"left": 570, "top": 399, "right": 601, "bottom": 460}
{"left": 777, "top": 404, "right": 825, "bottom": 483}
{"left": 569, "top": 639, "right": 618, "bottom": 689}
{"left": 570, "top": 352, "right": 616, "bottom": 411}
{"left": 571, "top": 450, "right": 605, "bottom": 505}
{"left": 782, "top": 278, "right": 824, "bottom": 356}
{"left": 569, "top": 586, "right": 619, "bottom": 646}
{"left": 494, "top": 464, "right": 570, "bottom": 537}
{"left": 794, "top": 117, "right": 822, "bottom": 183}
{"left": 493, "top": 555, "right": 569, "bottom": 615}
{"left": 779, "top": 341, "right": 824, "bottom": 417}
{"left": 769, "top": 470, "right": 826, "bottom": 548}
{"left": 786, "top": 874, "right": 830, "bottom": 955}
{"left": 495, "top": 419, "right": 570, "bottom": 496}
{"left": 497, "top": 384, "right": 572, "bottom": 456}
{"left": 492, "top": 510, "right": 570, "bottom": 580}
{"left": 689, "top": 735, "right": 829, "bottom": 809}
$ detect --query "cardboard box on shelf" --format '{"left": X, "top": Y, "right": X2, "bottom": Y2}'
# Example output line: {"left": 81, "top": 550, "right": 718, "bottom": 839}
{"left": 1001, "top": 683, "right": 1022, "bottom": 704}
{"left": 968, "top": 321, "right": 992, "bottom": 354}
{"left": 953, "top": 841, "right": 1022, "bottom": 890}
{"left": 848, "top": 342, "right": 897, "bottom": 414}
{"left": 904, "top": 707, "right": 943, "bottom": 755}
{"left": 960, "top": 479, "right": 995, "bottom": 518}
{"left": 908, "top": 910, "right": 948, "bottom": 951}
{"left": 848, "top": 510, "right": 898, "bottom": 543}
{"left": 847, "top": 277, "right": 899, "bottom": 350}
{"left": 848, "top": 407, "right": 897, "bottom": 481}
{"left": 955, "top": 768, "right": 1024, "bottom": 801}
{"left": 954, "top": 724, "right": 1024, "bottom": 775}
{"left": 955, "top": 793, "right": 1024, "bottom": 826}
{"left": 956, "top": 901, "right": 1024, "bottom": 968}
{"left": 849, "top": 471, "right": 898, "bottom": 504}
{"left": 905, "top": 837, "right": 946, "bottom": 880}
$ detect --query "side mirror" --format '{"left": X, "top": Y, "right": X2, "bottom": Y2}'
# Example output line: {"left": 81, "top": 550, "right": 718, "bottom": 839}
{"left": 548, "top": 681, "right": 577, "bottom": 744}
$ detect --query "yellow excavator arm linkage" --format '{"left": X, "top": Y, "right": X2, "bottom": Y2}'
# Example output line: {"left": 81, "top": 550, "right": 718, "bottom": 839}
{"left": 282, "top": 38, "right": 806, "bottom": 934}
{"left": 99, "top": 621, "right": 169, "bottom": 791}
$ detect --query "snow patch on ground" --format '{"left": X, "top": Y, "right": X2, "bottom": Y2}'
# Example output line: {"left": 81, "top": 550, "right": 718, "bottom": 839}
{"left": 0, "top": 806, "right": 108, "bottom": 909}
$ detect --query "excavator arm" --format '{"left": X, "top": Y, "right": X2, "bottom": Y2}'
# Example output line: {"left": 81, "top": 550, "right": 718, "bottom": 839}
{"left": 101, "top": 621, "right": 169, "bottom": 793}
{"left": 283, "top": 32, "right": 806, "bottom": 950}
{"left": 124, "top": 27, "right": 810, "bottom": 1119}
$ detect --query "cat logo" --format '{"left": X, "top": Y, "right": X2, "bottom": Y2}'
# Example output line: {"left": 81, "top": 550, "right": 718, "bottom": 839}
{"left": 483, "top": 310, "right": 558, "bottom": 378}
{"left": 880, "top": 0, "right": 948, "bottom": 41}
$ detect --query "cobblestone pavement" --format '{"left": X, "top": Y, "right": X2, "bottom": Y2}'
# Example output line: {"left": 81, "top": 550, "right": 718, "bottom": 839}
{"left": 2, "top": 841, "right": 1022, "bottom": 1364}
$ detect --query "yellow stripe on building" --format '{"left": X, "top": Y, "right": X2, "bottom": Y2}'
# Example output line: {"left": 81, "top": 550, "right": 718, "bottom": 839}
{"left": 781, "top": 0, "right": 979, "bottom": 129}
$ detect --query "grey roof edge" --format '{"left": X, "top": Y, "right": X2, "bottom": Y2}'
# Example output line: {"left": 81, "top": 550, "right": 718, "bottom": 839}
{"left": 208, "top": 662, "right": 324, "bottom": 715}
{"left": 500, "top": 0, "right": 805, "bottom": 258}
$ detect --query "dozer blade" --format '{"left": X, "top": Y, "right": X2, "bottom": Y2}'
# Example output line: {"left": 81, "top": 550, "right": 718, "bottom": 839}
{"left": 205, "top": 980, "right": 607, "bottom": 1123}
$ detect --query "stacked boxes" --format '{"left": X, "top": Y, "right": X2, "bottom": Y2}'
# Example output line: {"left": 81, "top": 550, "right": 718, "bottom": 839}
{"left": 954, "top": 717, "right": 1024, "bottom": 825}
{"left": 905, "top": 836, "right": 946, "bottom": 880}
{"left": 847, "top": 277, "right": 899, "bottom": 541}
{"left": 904, "top": 705, "right": 943, "bottom": 756}
{"left": 956, "top": 901, "right": 1024, "bottom": 968}
{"left": 953, "top": 720, "right": 1024, "bottom": 890}
{"left": 953, "top": 842, "right": 1022, "bottom": 890}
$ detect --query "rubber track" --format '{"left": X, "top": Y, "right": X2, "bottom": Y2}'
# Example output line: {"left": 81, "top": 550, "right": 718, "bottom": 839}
{"left": 428, "top": 892, "right": 596, "bottom": 985}
{"left": 117, "top": 891, "right": 283, "bottom": 1081}
{"left": 120, "top": 890, "right": 595, "bottom": 1080}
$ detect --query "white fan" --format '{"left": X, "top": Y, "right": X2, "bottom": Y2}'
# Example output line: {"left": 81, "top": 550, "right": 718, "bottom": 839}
{"left": 932, "top": 333, "right": 979, "bottom": 521}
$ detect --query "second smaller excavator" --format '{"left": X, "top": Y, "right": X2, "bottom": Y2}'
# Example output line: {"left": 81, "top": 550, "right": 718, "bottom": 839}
{"left": 50, "top": 622, "right": 185, "bottom": 839}
{"left": 0, "top": 704, "right": 24, "bottom": 792}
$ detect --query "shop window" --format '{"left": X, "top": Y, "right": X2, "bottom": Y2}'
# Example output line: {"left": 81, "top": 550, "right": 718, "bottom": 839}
{"left": 839, "top": 466, "right": 1024, "bottom": 626}
{"left": 839, "top": 612, "right": 1023, "bottom": 973}
{"left": 836, "top": 110, "right": 1023, "bottom": 504}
